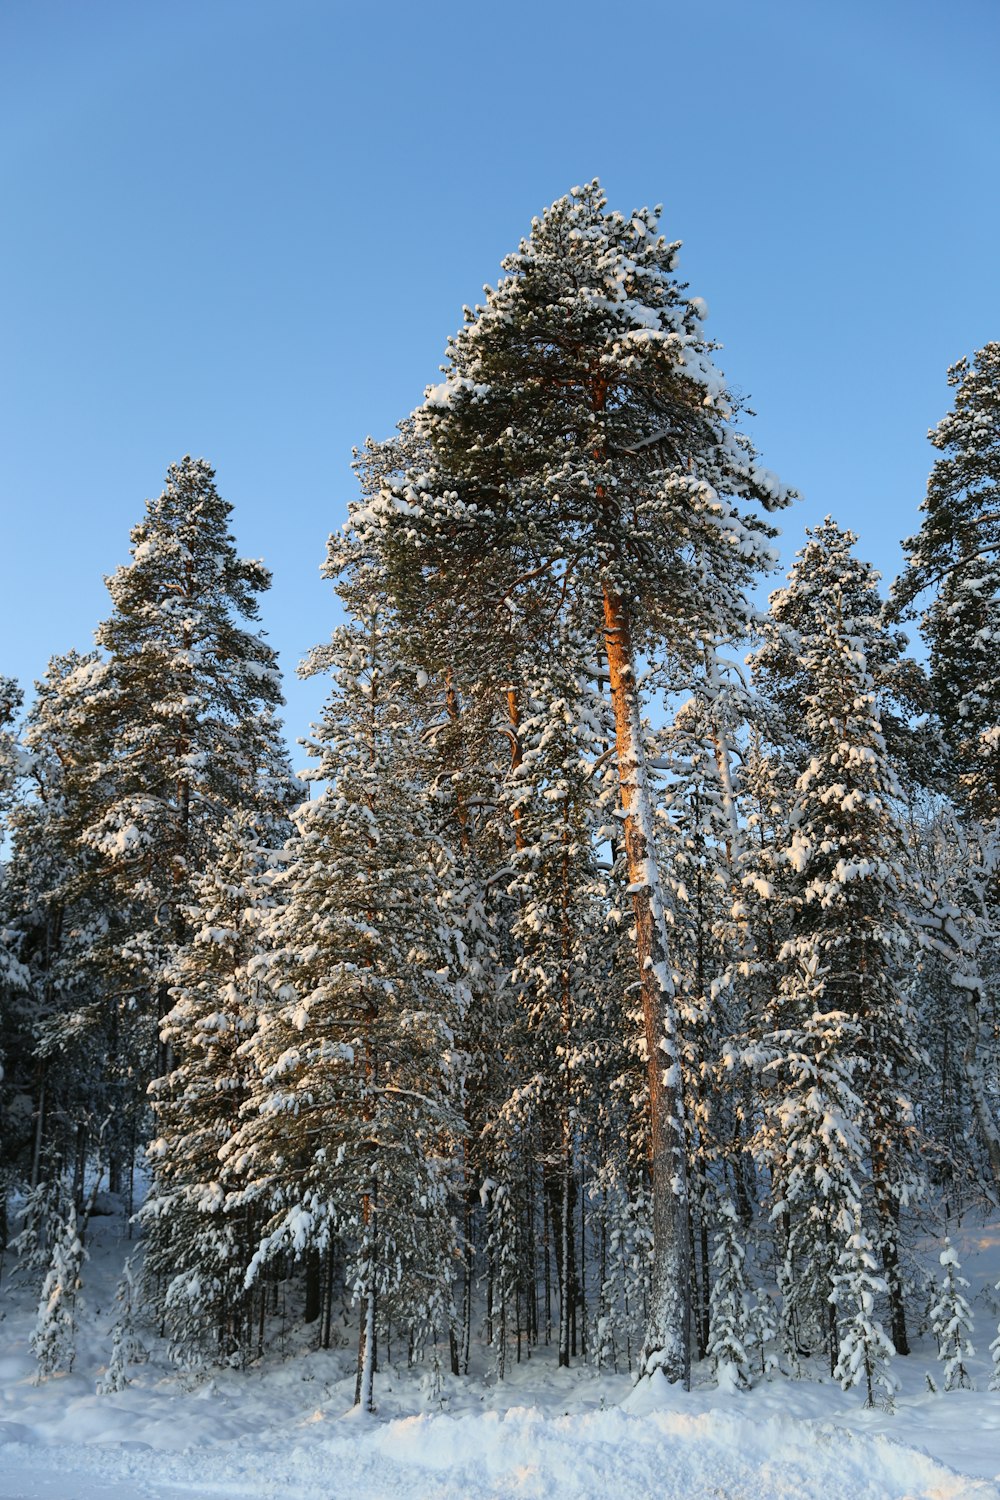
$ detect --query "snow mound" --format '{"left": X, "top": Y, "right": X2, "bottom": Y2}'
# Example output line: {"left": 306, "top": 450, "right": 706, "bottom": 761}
{"left": 2, "top": 1400, "right": 995, "bottom": 1500}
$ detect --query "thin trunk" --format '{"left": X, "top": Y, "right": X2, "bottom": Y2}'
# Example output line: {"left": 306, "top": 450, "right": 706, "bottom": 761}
{"left": 602, "top": 582, "right": 691, "bottom": 1386}
{"left": 72, "top": 1123, "right": 87, "bottom": 1207}
{"left": 559, "top": 1149, "right": 571, "bottom": 1367}
{"left": 355, "top": 1284, "right": 377, "bottom": 1413}
{"left": 354, "top": 1185, "right": 377, "bottom": 1413}
{"left": 322, "top": 1242, "right": 336, "bottom": 1350}
{"left": 30, "top": 1070, "right": 47, "bottom": 1191}
{"left": 870, "top": 1130, "right": 909, "bottom": 1355}
{"left": 543, "top": 1181, "right": 552, "bottom": 1345}
{"left": 506, "top": 686, "right": 527, "bottom": 854}
{"left": 526, "top": 1160, "right": 537, "bottom": 1348}
{"left": 304, "top": 1248, "right": 321, "bottom": 1325}
{"left": 578, "top": 1161, "right": 586, "bottom": 1359}
{"left": 461, "top": 1195, "right": 473, "bottom": 1375}
{"left": 559, "top": 812, "right": 573, "bottom": 1368}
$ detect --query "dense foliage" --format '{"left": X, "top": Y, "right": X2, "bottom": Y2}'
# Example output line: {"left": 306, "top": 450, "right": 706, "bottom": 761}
{"left": 2, "top": 192, "right": 999, "bottom": 1411}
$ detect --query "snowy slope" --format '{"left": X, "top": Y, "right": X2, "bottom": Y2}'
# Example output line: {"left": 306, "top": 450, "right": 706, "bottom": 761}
{"left": 2, "top": 1213, "right": 1000, "bottom": 1500}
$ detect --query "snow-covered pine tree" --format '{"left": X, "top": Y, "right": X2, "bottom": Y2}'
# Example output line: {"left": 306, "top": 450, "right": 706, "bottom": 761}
{"left": 892, "top": 344, "right": 1000, "bottom": 823}
{"left": 707, "top": 1199, "right": 752, "bottom": 1390}
{"left": 832, "top": 1213, "right": 896, "bottom": 1407}
{"left": 325, "top": 483, "right": 520, "bottom": 1380}
{"left": 751, "top": 519, "right": 923, "bottom": 1373}
{"left": 31, "top": 1203, "right": 86, "bottom": 1380}
{"left": 75, "top": 458, "right": 291, "bottom": 1144}
{"left": 889, "top": 347, "right": 1000, "bottom": 1201}
{"left": 930, "top": 1238, "right": 975, "bottom": 1391}
{"left": 0, "top": 654, "right": 123, "bottom": 1222}
{"left": 97, "top": 1251, "right": 146, "bottom": 1395}
{"left": 231, "top": 598, "right": 465, "bottom": 1412}
{"left": 489, "top": 653, "right": 613, "bottom": 1370}
{"left": 654, "top": 651, "right": 760, "bottom": 1357}
{"left": 0, "top": 676, "right": 30, "bottom": 1245}
{"left": 349, "top": 181, "right": 792, "bottom": 1384}
{"left": 908, "top": 805, "right": 1000, "bottom": 1199}
{"left": 140, "top": 809, "right": 289, "bottom": 1366}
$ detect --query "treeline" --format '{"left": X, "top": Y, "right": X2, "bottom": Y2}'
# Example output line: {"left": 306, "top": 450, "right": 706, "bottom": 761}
{"left": 2, "top": 184, "right": 999, "bottom": 1411}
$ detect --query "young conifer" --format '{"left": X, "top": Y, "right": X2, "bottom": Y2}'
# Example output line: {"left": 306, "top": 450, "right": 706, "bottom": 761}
{"left": 31, "top": 1205, "right": 86, "bottom": 1380}
{"left": 232, "top": 598, "right": 465, "bottom": 1412}
{"left": 930, "top": 1239, "right": 975, "bottom": 1391}
{"left": 141, "top": 808, "right": 289, "bottom": 1365}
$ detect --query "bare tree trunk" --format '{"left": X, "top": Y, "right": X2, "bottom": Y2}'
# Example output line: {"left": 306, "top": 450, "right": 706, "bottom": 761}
{"left": 30, "top": 1069, "right": 47, "bottom": 1191}
{"left": 304, "top": 1248, "right": 321, "bottom": 1325}
{"left": 602, "top": 583, "right": 691, "bottom": 1386}
{"left": 354, "top": 1185, "right": 377, "bottom": 1413}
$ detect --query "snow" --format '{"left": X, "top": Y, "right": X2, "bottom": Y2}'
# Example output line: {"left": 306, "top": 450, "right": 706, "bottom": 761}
{"left": 4, "top": 1213, "right": 1000, "bottom": 1499}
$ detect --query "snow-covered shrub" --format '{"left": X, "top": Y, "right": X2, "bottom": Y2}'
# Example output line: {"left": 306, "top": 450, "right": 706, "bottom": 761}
{"left": 97, "top": 1252, "right": 147, "bottom": 1395}
{"left": 31, "top": 1209, "right": 86, "bottom": 1380}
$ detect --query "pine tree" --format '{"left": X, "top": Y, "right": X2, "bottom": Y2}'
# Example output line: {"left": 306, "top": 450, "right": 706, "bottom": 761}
{"left": 909, "top": 806, "right": 1000, "bottom": 1197}
{"left": 0, "top": 676, "right": 31, "bottom": 1240}
{"left": 349, "top": 181, "right": 791, "bottom": 1383}
{"left": 655, "top": 656, "right": 759, "bottom": 1357}
{"left": 31, "top": 1205, "right": 86, "bottom": 1380}
{"left": 231, "top": 603, "right": 465, "bottom": 1412}
{"left": 488, "top": 656, "right": 612, "bottom": 1370}
{"left": 75, "top": 458, "right": 291, "bottom": 1143}
{"left": 140, "top": 809, "right": 288, "bottom": 1365}
{"left": 2, "top": 653, "right": 131, "bottom": 1207}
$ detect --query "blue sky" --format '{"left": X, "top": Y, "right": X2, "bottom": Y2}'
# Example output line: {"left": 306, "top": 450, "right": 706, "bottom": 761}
{"left": 2, "top": 0, "right": 997, "bottom": 755}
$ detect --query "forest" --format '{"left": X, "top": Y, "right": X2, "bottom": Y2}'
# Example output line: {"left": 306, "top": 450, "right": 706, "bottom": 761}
{"left": 2, "top": 182, "right": 999, "bottom": 1416}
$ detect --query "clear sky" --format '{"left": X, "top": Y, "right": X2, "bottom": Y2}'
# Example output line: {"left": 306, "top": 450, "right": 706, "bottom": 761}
{"left": 2, "top": 0, "right": 998, "bottom": 756}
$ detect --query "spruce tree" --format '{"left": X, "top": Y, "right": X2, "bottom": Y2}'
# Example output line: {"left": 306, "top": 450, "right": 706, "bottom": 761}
{"left": 491, "top": 656, "right": 613, "bottom": 1370}
{"left": 930, "top": 1239, "right": 975, "bottom": 1391}
{"left": 141, "top": 809, "right": 288, "bottom": 1365}
{"left": 77, "top": 458, "right": 291, "bottom": 1124}
{"left": 97, "top": 1252, "right": 146, "bottom": 1395}
{"left": 751, "top": 519, "right": 922, "bottom": 1372}
{"left": 0, "top": 654, "right": 119, "bottom": 1212}
{"left": 707, "top": 1200, "right": 752, "bottom": 1390}
{"left": 832, "top": 1213, "right": 896, "bottom": 1407}
{"left": 231, "top": 603, "right": 465, "bottom": 1412}
{"left": 349, "top": 181, "right": 791, "bottom": 1383}
{"left": 892, "top": 344, "right": 1000, "bottom": 821}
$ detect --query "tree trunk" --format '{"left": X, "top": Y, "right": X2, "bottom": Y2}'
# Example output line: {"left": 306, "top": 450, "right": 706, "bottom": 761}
{"left": 963, "top": 987, "right": 1000, "bottom": 1191}
{"left": 354, "top": 1186, "right": 377, "bottom": 1413}
{"left": 30, "top": 1069, "right": 47, "bottom": 1191}
{"left": 602, "top": 582, "right": 691, "bottom": 1386}
{"left": 304, "top": 1248, "right": 322, "bottom": 1324}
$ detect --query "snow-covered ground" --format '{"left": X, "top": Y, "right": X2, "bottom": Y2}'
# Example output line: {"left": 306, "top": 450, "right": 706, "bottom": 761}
{"left": 3, "top": 1213, "right": 1000, "bottom": 1500}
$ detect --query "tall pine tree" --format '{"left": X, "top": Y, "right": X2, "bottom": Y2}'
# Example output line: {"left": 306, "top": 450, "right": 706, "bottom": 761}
{"left": 349, "top": 181, "right": 791, "bottom": 1383}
